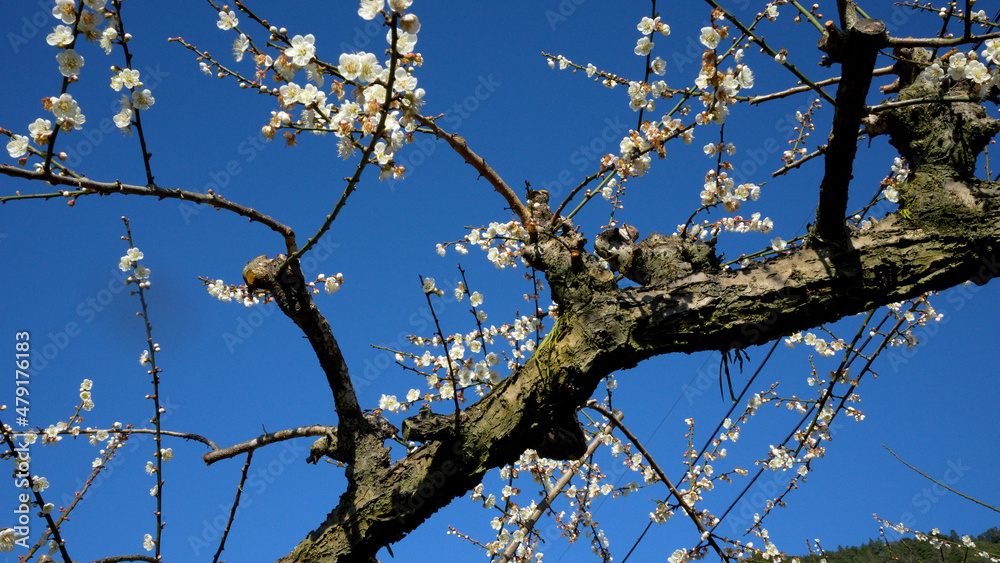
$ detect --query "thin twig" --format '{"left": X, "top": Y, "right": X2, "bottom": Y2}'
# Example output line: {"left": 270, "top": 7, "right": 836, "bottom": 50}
{"left": 883, "top": 445, "right": 1000, "bottom": 513}
{"left": 751, "top": 65, "right": 895, "bottom": 104}
{"left": 213, "top": 451, "right": 255, "bottom": 563}
{"left": 887, "top": 30, "right": 1000, "bottom": 47}
{"left": 772, "top": 145, "right": 827, "bottom": 177}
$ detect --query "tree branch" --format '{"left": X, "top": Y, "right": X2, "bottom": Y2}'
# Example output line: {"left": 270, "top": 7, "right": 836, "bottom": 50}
{"left": 0, "top": 166, "right": 298, "bottom": 254}
{"left": 275, "top": 46, "right": 1000, "bottom": 563}
{"left": 203, "top": 425, "right": 334, "bottom": 465}
{"left": 414, "top": 115, "right": 529, "bottom": 223}
{"left": 813, "top": 13, "right": 888, "bottom": 240}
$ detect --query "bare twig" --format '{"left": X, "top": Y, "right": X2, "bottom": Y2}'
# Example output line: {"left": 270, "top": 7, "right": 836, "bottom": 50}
{"left": 213, "top": 451, "right": 255, "bottom": 563}
{"left": 772, "top": 145, "right": 827, "bottom": 177}
{"left": 0, "top": 165, "right": 298, "bottom": 253}
{"left": 752, "top": 65, "right": 894, "bottom": 105}
{"left": 884, "top": 445, "right": 1000, "bottom": 513}
{"left": 887, "top": 30, "right": 1000, "bottom": 47}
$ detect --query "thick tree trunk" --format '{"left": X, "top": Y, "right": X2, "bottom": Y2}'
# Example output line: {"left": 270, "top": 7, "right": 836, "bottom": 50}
{"left": 275, "top": 48, "right": 1000, "bottom": 562}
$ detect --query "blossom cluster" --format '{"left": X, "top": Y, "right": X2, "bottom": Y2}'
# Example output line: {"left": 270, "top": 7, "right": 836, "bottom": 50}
{"left": 5, "top": 0, "right": 154, "bottom": 161}
{"left": 916, "top": 40, "right": 1000, "bottom": 98}
{"left": 680, "top": 212, "right": 774, "bottom": 243}
{"left": 206, "top": 0, "right": 424, "bottom": 182}
{"left": 118, "top": 246, "right": 152, "bottom": 289}
{"left": 436, "top": 220, "right": 529, "bottom": 269}
{"left": 783, "top": 331, "right": 846, "bottom": 357}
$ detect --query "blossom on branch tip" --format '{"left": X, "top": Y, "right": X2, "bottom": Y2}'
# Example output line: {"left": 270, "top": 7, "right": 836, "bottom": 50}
{"left": 217, "top": 8, "right": 238, "bottom": 30}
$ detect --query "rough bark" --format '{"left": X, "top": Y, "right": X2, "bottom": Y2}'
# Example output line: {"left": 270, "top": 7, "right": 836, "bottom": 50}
{"left": 272, "top": 47, "right": 1000, "bottom": 562}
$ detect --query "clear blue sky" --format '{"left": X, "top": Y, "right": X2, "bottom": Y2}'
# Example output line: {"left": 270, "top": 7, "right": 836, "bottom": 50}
{"left": 1, "top": 1, "right": 997, "bottom": 561}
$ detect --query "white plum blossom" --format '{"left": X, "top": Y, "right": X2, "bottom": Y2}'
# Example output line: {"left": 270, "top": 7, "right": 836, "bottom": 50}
{"left": 100, "top": 26, "right": 116, "bottom": 53}
{"left": 217, "top": 9, "right": 238, "bottom": 30}
{"left": 53, "top": 0, "right": 76, "bottom": 24}
{"left": 56, "top": 48, "right": 84, "bottom": 77}
{"left": 699, "top": 26, "right": 721, "bottom": 49}
{"left": 358, "top": 0, "right": 384, "bottom": 20}
{"left": 46, "top": 25, "right": 73, "bottom": 47}
{"left": 6, "top": 135, "right": 28, "bottom": 159}
{"left": 634, "top": 36, "right": 653, "bottom": 56}
{"left": 233, "top": 34, "right": 250, "bottom": 62}
{"left": 132, "top": 89, "right": 154, "bottom": 110}
{"left": 285, "top": 34, "right": 316, "bottom": 67}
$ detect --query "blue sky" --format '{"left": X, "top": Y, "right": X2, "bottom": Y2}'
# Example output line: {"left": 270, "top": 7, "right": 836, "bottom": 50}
{"left": 1, "top": 1, "right": 998, "bottom": 561}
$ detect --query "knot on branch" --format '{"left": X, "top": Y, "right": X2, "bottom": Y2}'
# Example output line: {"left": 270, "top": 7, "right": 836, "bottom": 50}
{"left": 401, "top": 405, "right": 465, "bottom": 442}
{"left": 307, "top": 428, "right": 341, "bottom": 464}
{"left": 307, "top": 415, "right": 397, "bottom": 464}
{"left": 521, "top": 190, "right": 616, "bottom": 310}
{"left": 621, "top": 233, "right": 720, "bottom": 286}
{"left": 533, "top": 416, "right": 587, "bottom": 461}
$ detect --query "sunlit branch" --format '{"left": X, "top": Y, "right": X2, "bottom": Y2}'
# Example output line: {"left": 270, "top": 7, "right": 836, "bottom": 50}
{"left": 44, "top": 427, "right": 220, "bottom": 450}
{"left": 203, "top": 425, "right": 334, "bottom": 465}
{"left": 867, "top": 95, "right": 982, "bottom": 112}
{"left": 887, "top": 30, "right": 1000, "bottom": 47}
{"left": 498, "top": 413, "right": 618, "bottom": 562}
{"left": 751, "top": 65, "right": 894, "bottom": 105}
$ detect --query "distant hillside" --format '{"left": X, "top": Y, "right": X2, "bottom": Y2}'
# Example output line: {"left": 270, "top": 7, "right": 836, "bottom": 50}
{"left": 793, "top": 527, "right": 1000, "bottom": 563}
